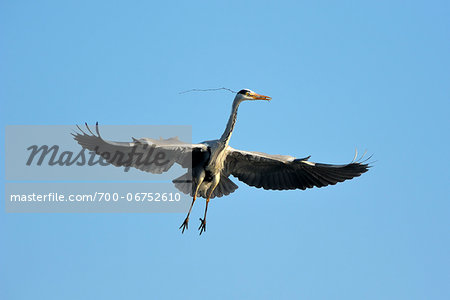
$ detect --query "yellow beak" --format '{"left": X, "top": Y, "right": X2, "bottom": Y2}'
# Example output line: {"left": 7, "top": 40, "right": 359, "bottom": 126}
{"left": 250, "top": 93, "right": 271, "bottom": 101}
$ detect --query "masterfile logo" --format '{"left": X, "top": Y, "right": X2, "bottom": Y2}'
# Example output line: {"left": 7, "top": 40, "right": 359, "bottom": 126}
{"left": 5, "top": 125, "right": 192, "bottom": 213}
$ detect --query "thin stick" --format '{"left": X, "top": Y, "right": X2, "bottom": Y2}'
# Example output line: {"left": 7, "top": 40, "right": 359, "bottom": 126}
{"left": 179, "top": 87, "right": 236, "bottom": 94}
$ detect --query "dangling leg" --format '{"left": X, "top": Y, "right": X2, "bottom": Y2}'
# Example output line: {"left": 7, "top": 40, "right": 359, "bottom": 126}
{"left": 179, "top": 183, "right": 201, "bottom": 233}
{"left": 179, "top": 195, "right": 196, "bottom": 233}
{"left": 198, "top": 197, "right": 209, "bottom": 235}
{"left": 198, "top": 178, "right": 219, "bottom": 235}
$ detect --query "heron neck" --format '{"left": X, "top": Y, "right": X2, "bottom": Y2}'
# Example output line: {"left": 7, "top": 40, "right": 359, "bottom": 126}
{"left": 219, "top": 98, "right": 242, "bottom": 146}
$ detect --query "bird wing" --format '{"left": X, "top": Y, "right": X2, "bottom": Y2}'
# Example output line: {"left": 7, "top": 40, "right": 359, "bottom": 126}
{"left": 224, "top": 147, "right": 369, "bottom": 190}
{"left": 73, "top": 123, "right": 208, "bottom": 174}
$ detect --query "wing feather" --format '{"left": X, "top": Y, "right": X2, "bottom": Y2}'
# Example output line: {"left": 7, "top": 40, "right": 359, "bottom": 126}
{"left": 224, "top": 147, "right": 369, "bottom": 191}
{"left": 73, "top": 123, "right": 207, "bottom": 174}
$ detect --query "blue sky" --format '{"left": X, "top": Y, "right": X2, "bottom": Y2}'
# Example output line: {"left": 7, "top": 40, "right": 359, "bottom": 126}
{"left": 1, "top": 0, "right": 449, "bottom": 299}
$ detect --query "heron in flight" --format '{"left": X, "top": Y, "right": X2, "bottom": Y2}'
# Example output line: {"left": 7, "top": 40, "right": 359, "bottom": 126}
{"left": 74, "top": 89, "right": 369, "bottom": 234}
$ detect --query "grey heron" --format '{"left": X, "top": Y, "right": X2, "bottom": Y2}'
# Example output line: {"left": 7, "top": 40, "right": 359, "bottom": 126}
{"left": 74, "top": 89, "right": 370, "bottom": 234}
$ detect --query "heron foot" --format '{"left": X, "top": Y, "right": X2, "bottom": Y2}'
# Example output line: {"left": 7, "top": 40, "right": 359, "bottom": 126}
{"left": 198, "top": 218, "right": 207, "bottom": 235}
{"left": 179, "top": 217, "right": 189, "bottom": 234}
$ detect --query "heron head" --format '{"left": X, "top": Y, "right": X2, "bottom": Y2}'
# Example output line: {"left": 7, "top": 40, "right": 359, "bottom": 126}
{"left": 235, "top": 89, "right": 271, "bottom": 101}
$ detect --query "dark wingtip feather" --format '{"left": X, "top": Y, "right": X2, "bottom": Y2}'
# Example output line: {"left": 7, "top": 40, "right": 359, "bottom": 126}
{"left": 85, "top": 123, "right": 95, "bottom": 135}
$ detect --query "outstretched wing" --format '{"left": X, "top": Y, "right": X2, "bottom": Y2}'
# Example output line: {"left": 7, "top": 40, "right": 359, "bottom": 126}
{"left": 224, "top": 147, "right": 370, "bottom": 190}
{"left": 73, "top": 123, "right": 207, "bottom": 174}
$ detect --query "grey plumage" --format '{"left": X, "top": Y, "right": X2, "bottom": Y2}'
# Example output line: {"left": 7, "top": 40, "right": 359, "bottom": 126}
{"left": 73, "top": 89, "right": 370, "bottom": 234}
{"left": 224, "top": 147, "right": 369, "bottom": 190}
